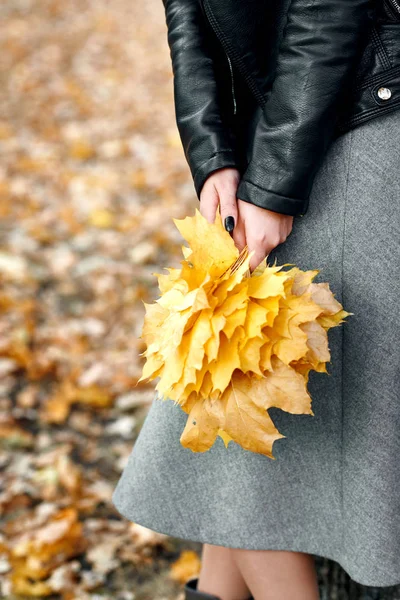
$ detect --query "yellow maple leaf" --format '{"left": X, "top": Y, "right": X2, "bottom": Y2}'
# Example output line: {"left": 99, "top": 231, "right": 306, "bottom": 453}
{"left": 138, "top": 209, "right": 352, "bottom": 457}
{"left": 180, "top": 356, "right": 313, "bottom": 459}
{"left": 173, "top": 206, "right": 238, "bottom": 278}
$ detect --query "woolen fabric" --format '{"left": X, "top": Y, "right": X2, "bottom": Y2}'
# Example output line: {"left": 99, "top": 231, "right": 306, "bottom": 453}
{"left": 112, "top": 110, "right": 400, "bottom": 588}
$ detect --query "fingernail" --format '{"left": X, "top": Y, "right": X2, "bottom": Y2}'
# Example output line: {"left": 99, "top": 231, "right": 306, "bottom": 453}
{"left": 224, "top": 216, "right": 235, "bottom": 232}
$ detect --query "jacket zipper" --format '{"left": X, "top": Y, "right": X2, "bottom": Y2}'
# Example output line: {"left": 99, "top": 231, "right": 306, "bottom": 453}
{"left": 201, "top": 0, "right": 266, "bottom": 106}
{"left": 385, "top": 0, "right": 400, "bottom": 16}
{"left": 201, "top": 0, "right": 237, "bottom": 116}
{"left": 225, "top": 53, "right": 237, "bottom": 115}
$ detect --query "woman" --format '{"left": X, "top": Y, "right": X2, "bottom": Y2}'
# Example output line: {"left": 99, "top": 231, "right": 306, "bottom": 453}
{"left": 112, "top": 0, "right": 400, "bottom": 597}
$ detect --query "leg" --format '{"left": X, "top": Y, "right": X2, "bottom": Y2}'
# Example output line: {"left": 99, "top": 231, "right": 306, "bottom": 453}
{"left": 231, "top": 548, "right": 320, "bottom": 600}
{"left": 197, "top": 543, "right": 252, "bottom": 600}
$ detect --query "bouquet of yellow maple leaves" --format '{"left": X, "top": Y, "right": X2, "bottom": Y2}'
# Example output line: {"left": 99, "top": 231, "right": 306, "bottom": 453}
{"left": 137, "top": 208, "right": 351, "bottom": 458}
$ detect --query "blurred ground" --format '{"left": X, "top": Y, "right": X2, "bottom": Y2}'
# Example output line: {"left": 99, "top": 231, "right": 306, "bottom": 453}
{"left": 0, "top": 0, "right": 199, "bottom": 598}
{"left": 0, "top": 1, "right": 400, "bottom": 599}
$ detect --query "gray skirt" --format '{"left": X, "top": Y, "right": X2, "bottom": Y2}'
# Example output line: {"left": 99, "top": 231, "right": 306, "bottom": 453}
{"left": 112, "top": 109, "right": 400, "bottom": 588}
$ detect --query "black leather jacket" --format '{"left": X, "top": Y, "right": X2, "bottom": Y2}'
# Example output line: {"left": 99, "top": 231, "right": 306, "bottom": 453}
{"left": 162, "top": 0, "right": 400, "bottom": 216}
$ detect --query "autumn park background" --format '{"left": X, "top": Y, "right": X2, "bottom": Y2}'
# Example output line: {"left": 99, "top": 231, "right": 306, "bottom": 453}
{"left": 1, "top": 1, "right": 400, "bottom": 599}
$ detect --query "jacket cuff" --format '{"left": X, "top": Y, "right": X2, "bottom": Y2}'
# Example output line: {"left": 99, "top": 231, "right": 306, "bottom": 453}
{"left": 193, "top": 150, "right": 243, "bottom": 200}
{"left": 236, "top": 178, "right": 307, "bottom": 217}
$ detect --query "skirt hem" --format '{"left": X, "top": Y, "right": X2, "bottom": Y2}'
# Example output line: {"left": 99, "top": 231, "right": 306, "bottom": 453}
{"left": 112, "top": 492, "right": 400, "bottom": 590}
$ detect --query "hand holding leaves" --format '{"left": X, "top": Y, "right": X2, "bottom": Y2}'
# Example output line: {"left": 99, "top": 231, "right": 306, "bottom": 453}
{"left": 137, "top": 209, "right": 351, "bottom": 458}
{"left": 200, "top": 167, "right": 294, "bottom": 272}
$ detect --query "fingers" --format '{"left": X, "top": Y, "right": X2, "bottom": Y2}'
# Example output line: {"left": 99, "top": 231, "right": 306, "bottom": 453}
{"left": 218, "top": 182, "right": 238, "bottom": 235}
{"left": 232, "top": 217, "right": 246, "bottom": 253}
{"left": 237, "top": 199, "right": 295, "bottom": 272}
{"left": 199, "top": 182, "right": 219, "bottom": 224}
{"left": 200, "top": 167, "right": 240, "bottom": 228}
{"left": 247, "top": 227, "right": 285, "bottom": 271}
{"left": 247, "top": 243, "right": 270, "bottom": 272}
{"left": 200, "top": 173, "right": 294, "bottom": 273}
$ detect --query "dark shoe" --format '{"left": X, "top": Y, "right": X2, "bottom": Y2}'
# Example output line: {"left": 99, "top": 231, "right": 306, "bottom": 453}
{"left": 184, "top": 577, "right": 254, "bottom": 600}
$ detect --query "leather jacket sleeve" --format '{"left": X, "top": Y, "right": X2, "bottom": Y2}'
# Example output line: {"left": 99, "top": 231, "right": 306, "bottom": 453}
{"left": 236, "top": 0, "right": 373, "bottom": 217}
{"left": 162, "top": 0, "right": 241, "bottom": 198}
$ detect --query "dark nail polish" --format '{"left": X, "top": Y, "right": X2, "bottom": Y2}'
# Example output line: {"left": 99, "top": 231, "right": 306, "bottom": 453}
{"left": 224, "top": 216, "right": 235, "bottom": 232}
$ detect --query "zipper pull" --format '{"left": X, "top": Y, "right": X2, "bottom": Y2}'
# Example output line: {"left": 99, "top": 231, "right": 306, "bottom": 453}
{"left": 225, "top": 52, "right": 237, "bottom": 115}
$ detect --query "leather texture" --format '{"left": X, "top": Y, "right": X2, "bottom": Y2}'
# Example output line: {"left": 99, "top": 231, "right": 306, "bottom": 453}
{"left": 184, "top": 577, "right": 253, "bottom": 600}
{"left": 184, "top": 578, "right": 220, "bottom": 600}
{"left": 161, "top": 0, "right": 400, "bottom": 216}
